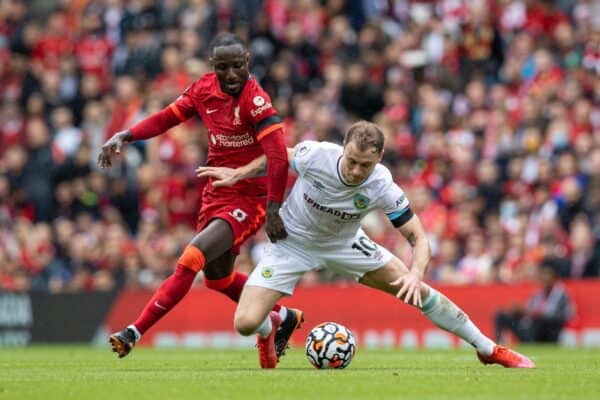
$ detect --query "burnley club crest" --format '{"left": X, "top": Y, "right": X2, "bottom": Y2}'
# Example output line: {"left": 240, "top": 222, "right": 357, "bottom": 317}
{"left": 353, "top": 193, "right": 370, "bottom": 210}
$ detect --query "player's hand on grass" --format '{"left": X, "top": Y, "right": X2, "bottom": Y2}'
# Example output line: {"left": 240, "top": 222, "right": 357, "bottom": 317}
{"left": 98, "top": 130, "right": 132, "bottom": 168}
{"left": 265, "top": 201, "right": 287, "bottom": 242}
{"left": 195, "top": 166, "right": 240, "bottom": 187}
{"left": 391, "top": 270, "right": 423, "bottom": 307}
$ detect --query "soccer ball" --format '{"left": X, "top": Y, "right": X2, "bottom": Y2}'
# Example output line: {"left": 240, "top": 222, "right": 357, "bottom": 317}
{"left": 305, "top": 322, "right": 356, "bottom": 369}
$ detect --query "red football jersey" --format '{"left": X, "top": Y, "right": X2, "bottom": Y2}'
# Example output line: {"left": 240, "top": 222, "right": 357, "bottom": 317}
{"left": 169, "top": 72, "right": 279, "bottom": 197}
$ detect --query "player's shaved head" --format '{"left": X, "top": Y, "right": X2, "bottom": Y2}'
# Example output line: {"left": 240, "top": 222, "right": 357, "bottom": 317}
{"left": 209, "top": 33, "right": 247, "bottom": 57}
{"left": 344, "top": 121, "right": 385, "bottom": 154}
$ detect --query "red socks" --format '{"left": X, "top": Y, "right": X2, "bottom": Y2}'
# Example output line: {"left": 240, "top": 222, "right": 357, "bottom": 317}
{"left": 132, "top": 246, "right": 288, "bottom": 337}
{"left": 133, "top": 264, "right": 197, "bottom": 335}
{"left": 204, "top": 271, "right": 281, "bottom": 312}
{"left": 204, "top": 271, "right": 246, "bottom": 303}
{"left": 133, "top": 246, "right": 205, "bottom": 335}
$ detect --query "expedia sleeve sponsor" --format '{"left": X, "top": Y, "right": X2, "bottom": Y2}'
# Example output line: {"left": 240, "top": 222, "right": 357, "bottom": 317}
{"left": 250, "top": 101, "right": 273, "bottom": 117}
{"left": 242, "top": 83, "right": 277, "bottom": 125}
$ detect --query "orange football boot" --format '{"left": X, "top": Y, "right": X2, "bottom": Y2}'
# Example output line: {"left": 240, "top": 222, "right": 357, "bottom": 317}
{"left": 477, "top": 345, "right": 536, "bottom": 368}
{"left": 257, "top": 311, "right": 282, "bottom": 369}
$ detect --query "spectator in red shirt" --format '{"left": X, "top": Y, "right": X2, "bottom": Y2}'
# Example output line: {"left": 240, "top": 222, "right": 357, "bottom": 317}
{"left": 31, "top": 11, "right": 73, "bottom": 72}
{"left": 103, "top": 76, "right": 144, "bottom": 140}
{"left": 74, "top": 10, "right": 114, "bottom": 91}
{"left": 523, "top": 0, "right": 568, "bottom": 38}
{"left": 150, "top": 46, "right": 192, "bottom": 103}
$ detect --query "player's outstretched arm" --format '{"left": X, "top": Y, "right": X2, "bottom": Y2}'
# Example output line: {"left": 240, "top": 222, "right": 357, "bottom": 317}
{"left": 98, "top": 104, "right": 190, "bottom": 169}
{"left": 195, "top": 156, "right": 267, "bottom": 187}
{"left": 195, "top": 147, "right": 295, "bottom": 187}
{"left": 390, "top": 214, "right": 432, "bottom": 307}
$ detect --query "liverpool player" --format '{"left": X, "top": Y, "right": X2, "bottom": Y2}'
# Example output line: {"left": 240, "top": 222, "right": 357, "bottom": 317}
{"left": 98, "top": 33, "right": 303, "bottom": 362}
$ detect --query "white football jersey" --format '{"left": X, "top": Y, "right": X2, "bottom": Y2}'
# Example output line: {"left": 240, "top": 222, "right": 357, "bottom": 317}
{"left": 280, "top": 141, "right": 411, "bottom": 242}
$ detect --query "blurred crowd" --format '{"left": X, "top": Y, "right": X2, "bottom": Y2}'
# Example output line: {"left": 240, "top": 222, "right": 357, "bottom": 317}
{"left": 1, "top": 0, "right": 599, "bottom": 293}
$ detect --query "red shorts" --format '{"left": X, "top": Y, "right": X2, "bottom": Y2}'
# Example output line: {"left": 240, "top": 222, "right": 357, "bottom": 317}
{"left": 196, "top": 194, "right": 267, "bottom": 253}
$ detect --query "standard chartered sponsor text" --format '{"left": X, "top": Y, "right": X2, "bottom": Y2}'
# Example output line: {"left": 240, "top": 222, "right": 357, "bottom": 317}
{"left": 214, "top": 133, "right": 255, "bottom": 147}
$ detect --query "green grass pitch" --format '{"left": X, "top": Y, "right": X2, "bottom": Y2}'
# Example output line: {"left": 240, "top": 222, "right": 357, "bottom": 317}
{"left": 1, "top": 346, "right": 599, "bottom": 400}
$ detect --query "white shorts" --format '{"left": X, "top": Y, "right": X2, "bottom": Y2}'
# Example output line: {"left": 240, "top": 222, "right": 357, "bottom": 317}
{"left": 246, "top": 228, "right": 394, "bottom": 295}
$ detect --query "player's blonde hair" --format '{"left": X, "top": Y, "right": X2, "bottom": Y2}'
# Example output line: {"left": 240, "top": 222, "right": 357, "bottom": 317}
{"left": 344, "top": 121, "right": 385, "bottom": 154}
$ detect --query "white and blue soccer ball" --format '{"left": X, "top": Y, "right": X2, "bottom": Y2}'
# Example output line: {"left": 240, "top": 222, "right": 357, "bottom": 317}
{"left": 305, "top": 322, "right": 356, "bottom": 369}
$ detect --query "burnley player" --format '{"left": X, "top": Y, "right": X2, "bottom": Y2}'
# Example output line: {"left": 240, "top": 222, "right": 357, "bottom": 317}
{"left": 98, "top": 33, "right": 303, "bottom": 360}
{"left": 197, "top": 121, "right": 536, "bottom": 369}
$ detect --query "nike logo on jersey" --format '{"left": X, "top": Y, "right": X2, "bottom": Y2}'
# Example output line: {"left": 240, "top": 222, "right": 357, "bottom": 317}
{"left": 206, "top": 108, "right": 218, "bottom": 114}
{"left": 154, "top": 301, "right": 167, "bottom": 310}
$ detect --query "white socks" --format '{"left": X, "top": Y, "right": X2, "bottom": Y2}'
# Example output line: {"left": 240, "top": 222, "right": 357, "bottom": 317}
{"left": 245, "top": 307, "right": 287, "bottom": 338}
{"left": 128, "top": 325, "right": 141, "bottom": 342}
{"left": 255, "top": 315, "right": 273, "bottom": 338}
{"left": 420, "top": 289, "right": 495, "bottom": 356}
{"left": 278, "top": 306, "right": 288, "bottom": 322}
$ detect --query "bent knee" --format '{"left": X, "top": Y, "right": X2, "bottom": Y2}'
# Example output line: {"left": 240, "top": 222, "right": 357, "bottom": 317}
{"left": 234, "top": 313, "right": 261, "bottom": 336}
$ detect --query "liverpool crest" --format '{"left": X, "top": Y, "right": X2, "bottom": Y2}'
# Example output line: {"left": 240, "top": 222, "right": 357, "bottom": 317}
{"left": 233, "top": 105, "right": 241, "bottom": 125}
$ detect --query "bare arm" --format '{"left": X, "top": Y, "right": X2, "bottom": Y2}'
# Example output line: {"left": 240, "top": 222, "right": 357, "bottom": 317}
{"left": 195, "top": 147, "right": 294, "bottom": 187}
{"left": 98, "top": 105, "right": 185, "bottom": 169}
{"left": 397, "top": 213, "right": 431, "bottom": 278}
{"left": 237, "top": 147, "right": 294, "bottom": 178}
{"left": 390, "top": 213, "right": 431, "bottom": 307}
